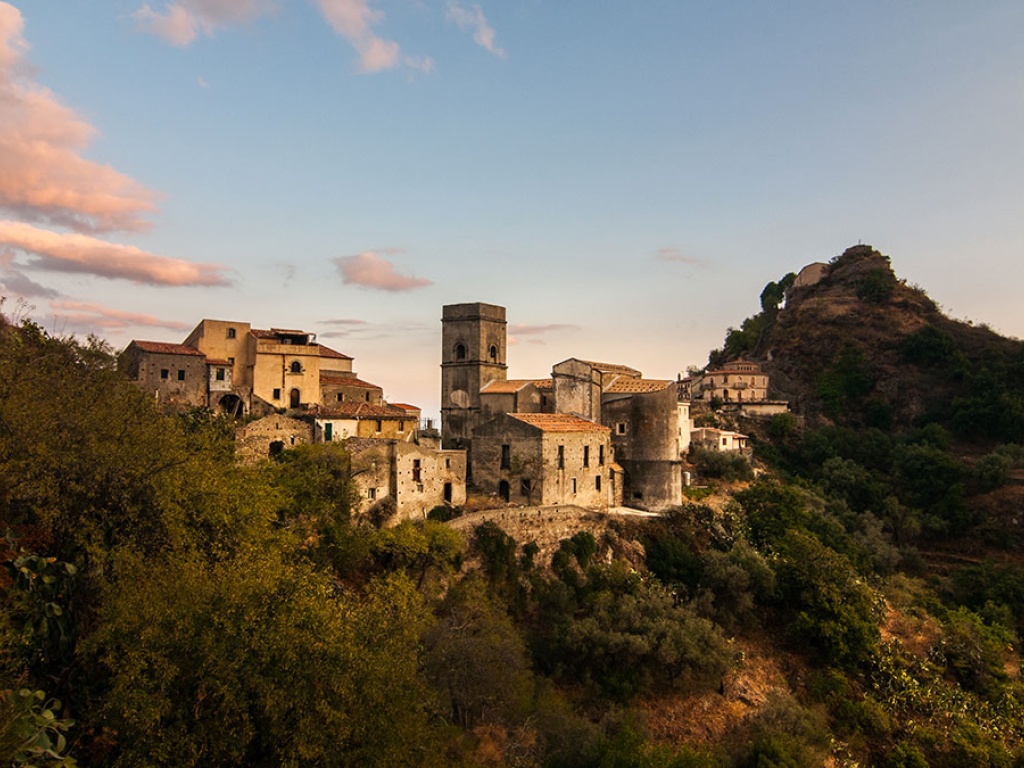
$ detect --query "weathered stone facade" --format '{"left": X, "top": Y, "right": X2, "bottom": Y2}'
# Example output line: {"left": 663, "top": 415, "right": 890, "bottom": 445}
{"left": 471, "top": 413, "right": 613, "bottom": 510}
{"left": 234, "top": 414, "right": 314, "bottom": 463}
{"left": 119, "top": 341, "right": 208, "bottom": 408}
{"left": 347, "top": 438, "right": 467, "bottom": 523}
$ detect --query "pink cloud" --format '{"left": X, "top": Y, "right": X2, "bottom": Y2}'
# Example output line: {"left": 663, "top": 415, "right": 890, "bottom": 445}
{"left": 335, "top": 250, "right": 432, "bottom": 292}
{"left": 0, "top": 220, "right": 230, "bottom": 286}
{"left": 50, "top": 300, "right": 190, "bottom": 331}
{"left": 0, "top": 4, "right": 158, "bottom": 232}
{"left": 133, "top": 0, "right": 276, "bottom": 46}
{"left": 446, "top": 1, "right": 504, "bottom": 58}
{"left": 314, "top": 0, "right": 432, "bottom": 73}
{"left": 656, "top": 247, "right": 701, "bottom": 265}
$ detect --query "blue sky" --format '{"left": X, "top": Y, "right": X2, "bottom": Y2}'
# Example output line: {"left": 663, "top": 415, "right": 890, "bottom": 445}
{"left": 1, "top": 1, "right": 1022, "bottom": 417}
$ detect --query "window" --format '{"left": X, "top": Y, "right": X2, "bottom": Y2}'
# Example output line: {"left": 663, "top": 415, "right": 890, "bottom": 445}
{"left": 596, "top": 475, "right": 602, "bottom": 491}
{"left": 571, "top": 478, "right": 577, "bottom": 494}
{"left": 599, "top": 445, "right": 605, "bottom": 465}
{"left": 445, "top": 458, "right": 451, "bottom": 469}
{"left": 228, "top": 357, "right": 235, "bottom": 365}
{"left": 364, "top": 392, "right": 370, "bottom": 402}
{"left": 375, "top": 420, "right": 382, "bottom": 433}
{"left": 501, "top": 444, "right": 510, "bottom": 469}
{"left": 324, "top": 423, "right": 333, "bottom": 442}
{"left": 616, "top": 423, "right": 626, "bottom": 435}
{"left": 215, "top": 367, "right": 225, "bottom": 381}
{"left": 557, "top": 445, "right": 564, "bottom": 469}
{"left": 290, "top": 361, "right": 302, "bottom": 373}
{"left": 412, "top": 459, "right": 422, "bottom": 482}
{"left": 273, "top": 388, "right": 281, "bottom": 400}
{"left": 337, "top": 393, "right": 344, "bottom": 402}
{"left": 160, "top": 369, "right": 169, "bottom": 380}
{"left": 454, "top": 342, "right": 466, "bottom": 360}
{"left": 177, "top": 369, "right": 185, "bottom": 381}
{"left": 227, "top": 327, "right": 236, "bottom": 339}
{"left": 520, "top": 478, "right": 532, "bottom": 497}
{"left": 399, "top": 421, "right": 405, "bottom": 432}
{"left": 489, "top": 344, "right": 498, "bottom": 362}
{"left": 583, "top": 446, "right": 590, "bottom": 468}
{"left": 368, "top": 487, "right": 377, "bottom": 500}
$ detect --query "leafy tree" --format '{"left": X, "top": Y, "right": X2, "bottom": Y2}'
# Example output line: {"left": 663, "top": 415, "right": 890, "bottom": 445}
{"left": 87, "top": 551, "right": 441, "bottom": 767}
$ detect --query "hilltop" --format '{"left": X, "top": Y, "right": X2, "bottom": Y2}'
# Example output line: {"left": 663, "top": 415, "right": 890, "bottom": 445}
{"left": 713, "top": 244, "right": 1024, "bottom": 440}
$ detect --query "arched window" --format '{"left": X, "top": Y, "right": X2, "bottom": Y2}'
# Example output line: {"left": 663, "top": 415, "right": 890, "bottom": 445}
{"left": 454, "top": 343, "right": 467, "bottom": 361}
{"left": 289, "top": 388, "right": 301, "bottom": 408}
{"left": 290, "top": 361, "right": 302, "bottom": 373}
{"left": 489, "top": 344, "right": 498, "bottom": 362}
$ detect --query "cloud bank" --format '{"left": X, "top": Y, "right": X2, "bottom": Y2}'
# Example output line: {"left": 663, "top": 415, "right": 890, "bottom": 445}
{"left": 0, "top": 221, "right": 230, "bottom": 286}
{"left": 0, "top": 4, "right": 158, "bottom": 233}
{"left": 334, "top": 250, "right": 432, "bottom": 291}
{"left": 51, "top": 300, "right": 190, "bottom": 331}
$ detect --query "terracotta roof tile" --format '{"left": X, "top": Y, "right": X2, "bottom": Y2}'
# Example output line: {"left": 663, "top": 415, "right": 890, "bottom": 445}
{"left": 389, "top": 403, "right": 421, "bottom": 413}
{"left": 319, "top": 373, "right": 380, "bottom": 388}
{"left": 481, "top": 378, "right": 554, "bottom": 394}
{"left": 508, "top": 413, "right": 610, "bottom": 433}
{"left": 604, "top": 378, "right": 674, "bottom": 394}
{"left": 130, "top": 340, "right": 205, "bottom": 357}
{"left": 317, "top": 344, "right": 353, "bottom": 360}
{"left": 576, "top": 360, "right": 642, "bottom": 377}
{"left": 315, "top": 402, "right": 410, "bottom": 419}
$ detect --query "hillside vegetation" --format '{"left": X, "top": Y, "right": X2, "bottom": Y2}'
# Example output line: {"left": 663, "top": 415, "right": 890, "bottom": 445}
{"left": 3, "top": 247, "right": 1024, "bottom": 768}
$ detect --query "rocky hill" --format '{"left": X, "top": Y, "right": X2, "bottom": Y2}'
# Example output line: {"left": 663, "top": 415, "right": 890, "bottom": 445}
{"left": 753, "top": 245, "right": 1024, "bottom": 437}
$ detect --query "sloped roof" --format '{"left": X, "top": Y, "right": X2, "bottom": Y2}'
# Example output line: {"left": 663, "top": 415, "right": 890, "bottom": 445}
{"left": 129, "top": 340, "right": 205, "bottom": 357}
{"left": 480, "top": 379, "right": 553, "bottom": 394}
{"left": 508, "top": 413, "right": 609, "bottom": 433}
{"left": 575, "top": 359, "right": 642, "bottom": 377}
{"left": 314, "top": 402, "right": 411, "bottom": 419}
{"left": 319, "top": 373, "right": 380, "bottom": 388}
{"left": 317, "top": 344, "right": 353, "bottom": 360}
{"left": 389, "top": 403, "right": 421, "bottom": 413}
{"left": 603, "top": 378, "right": 674, "bottom": 394}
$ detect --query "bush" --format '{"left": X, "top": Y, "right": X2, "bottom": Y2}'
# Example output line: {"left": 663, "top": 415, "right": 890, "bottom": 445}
{"left": 690, "top": 448, "right": 753, "bottom": 482}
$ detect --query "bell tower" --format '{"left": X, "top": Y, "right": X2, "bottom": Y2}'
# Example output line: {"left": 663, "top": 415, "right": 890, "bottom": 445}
{"left": 441, "top": 302, "right": 507, "bottom": 448}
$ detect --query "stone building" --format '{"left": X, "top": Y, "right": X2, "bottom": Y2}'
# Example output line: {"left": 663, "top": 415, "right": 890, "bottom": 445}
{"left": 312, "top": 402, "right": 420, "bottom": 443}
{"left": 118, "top": 340, "right": 208, "bottom": 408}
{"left": 347, "top": 437, "right": 467, "bottom": 523}
{"left": 441, "top": 302, "right": 697, "bottom": 511}
{"left": 122, "top": 318, "right": 378, "bottom": 416}
{"left": 471, "top": 413, "right": 615, "bottom": 510}
{"left": 690, "top": 427, "right": 749, "bottom": 453}
{"left": 234, "top": 414, "right": 314, "bottom": 463}
{"left": 682, "top": 360, "right": 770, "bottom": 403}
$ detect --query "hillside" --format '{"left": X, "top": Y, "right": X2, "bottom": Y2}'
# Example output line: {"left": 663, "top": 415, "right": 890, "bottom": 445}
{"left": 751, "top": 245, "right": 1024, "bottom": 436}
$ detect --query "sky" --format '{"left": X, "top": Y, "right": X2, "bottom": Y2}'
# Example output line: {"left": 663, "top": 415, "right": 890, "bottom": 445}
{"left": 2, "top": 1, "right": 1023, "bottom": 418}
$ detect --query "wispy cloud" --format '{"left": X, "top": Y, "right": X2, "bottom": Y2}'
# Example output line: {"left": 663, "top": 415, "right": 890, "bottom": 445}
{"left": 655, "top": 247, "right": 702, "bottom": 265}
{"left": 133, "top": 0, "right": 276, "bottom": 46}
{"left": 0, "top": 4, "right": 157, "bottom": 232}
{"left": 0, "top": 220, "right": 231, "bottom": 286}
{"left": 446, "top": 1, "right": 503, "bottom": 58}
{"left": 334, "top": 250, "right": 432, "bottom": 292}
{"left": 50, "top": 300, "right": 190, "bottom": 332}
{"left": 507, "top": 322, "right": 576, "bottom": 346}
{"left": 313, "top": 0, "right": 432, "bottom": 73}
{"left": 0, "top": 267, "right": 60, "bottom": 299}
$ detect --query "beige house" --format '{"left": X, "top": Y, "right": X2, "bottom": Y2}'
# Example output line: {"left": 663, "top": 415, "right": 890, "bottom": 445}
{"left": 471, "top": 413, "right": 614, "bottom": 510}
{"left": 690, "top": 427, "right": 749, "bottom": 453}
{"left": 683, "top": 360, "right": 770, "bottom": 403}
{"left": 313, "top": 402, "right": 419, "bottom": 442}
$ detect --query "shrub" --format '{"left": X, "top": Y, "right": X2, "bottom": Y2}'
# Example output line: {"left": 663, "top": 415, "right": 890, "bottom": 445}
{"left": 690, "top": 448, "right": 753, "bottom": 482}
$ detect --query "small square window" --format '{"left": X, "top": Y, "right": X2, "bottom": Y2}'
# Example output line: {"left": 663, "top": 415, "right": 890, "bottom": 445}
{"left": 227, "top": 328, "right": 236, "bottom": 339}
{"left": 160, "top": 369, "right": 169, "bottom": 380}
{"left": 273, "top": 388, "right": 281, "bottom": 400}
{"left": 177, "top": 369, "right": 185, "bottom": 381}
{"left": 215, "top": 368, "right": 225, "bottom": 381}
{"left": 228, "top": 357, "right": 235, "bottom": 365}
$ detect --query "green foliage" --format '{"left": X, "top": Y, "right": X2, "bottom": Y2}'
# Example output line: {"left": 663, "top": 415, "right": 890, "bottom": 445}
{"left": 422, "top": 578, "right": 533, "bottom": 730}
{"left": 773, "top": 530, "right": 881, "bottom": 667}
{"left": 950, "top": 560, "right": 1024, "bottom": 635}
{"left": 729, "top": 693, "right": 831, "bottom": 768}
{"left": 857, "top": 267, "right": 897, "bottom": 303}
{"left": 689, "top": 447, "right": 753, "bottom": 482}
{"left": 901, "top": 326, "right": 964, "bottom": 369}
{"left": 272, "top": 443, "right": 357, "bottom": 532}
{"left": 817, "top": 344, "right": 876, "bottom": 420}
{"left": 369, "top": 520, "right": 464, "bottom": 592}
{"left": 88, "top": 551, "right": 441, "bottom": 767}
{"left": 767, "top": 412, "right": 798, "bottom": 442}
{"left": 937, "top": 607, "right": 1014, "bottom": 697}
{"left": 0, "top": 688, "right": 77, "bottom": 767}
